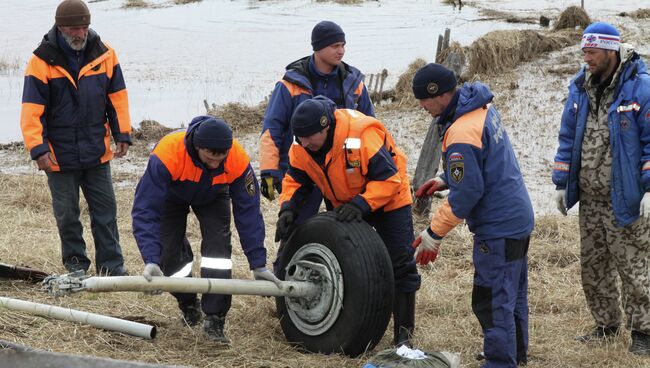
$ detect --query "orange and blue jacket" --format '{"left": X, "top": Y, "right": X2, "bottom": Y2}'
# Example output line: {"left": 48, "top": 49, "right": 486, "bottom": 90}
{"left": 259, "top": 56, "right": 374, "bottom": 179}
{"left": 279, "top": 109, "right": 411, "bottom": 214}
{"left": 20, "top": 27, "right": 132, "bottom": 171}
{"left": 428, "top": 82, "right": 534, "bottom": 241}
{"left": 131, "top": 116, "right": 266, "bottom": 269}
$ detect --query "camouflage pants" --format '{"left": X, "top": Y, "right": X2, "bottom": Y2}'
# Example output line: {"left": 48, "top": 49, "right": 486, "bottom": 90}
{"left": 579, "top": 192, "right": 650, "bottom": 334}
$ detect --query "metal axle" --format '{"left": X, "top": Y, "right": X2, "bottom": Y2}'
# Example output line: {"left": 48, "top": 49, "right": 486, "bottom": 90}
{"left": 42, "top": 272, "right": 321, "bottom": 299}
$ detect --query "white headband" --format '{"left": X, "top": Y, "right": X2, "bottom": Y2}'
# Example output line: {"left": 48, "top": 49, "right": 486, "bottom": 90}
{"left": 581, "top": 33, "right": 620, "bottom": 51}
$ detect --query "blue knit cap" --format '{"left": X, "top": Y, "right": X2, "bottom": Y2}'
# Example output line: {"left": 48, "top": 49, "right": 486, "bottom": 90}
{"left": 291, "top": 96, "right": 336, "bottom": 137}
{"left": 191, "top": 116, "right": 233, "bottom": 150}
{"left": 412, "top": 63, "right": 457, "bottom": 100}
{"left": 581, "top": 22, "right": 620, "bottom": 51}
{"left": 311, "top": 21, "right": 346, "bottom": 51}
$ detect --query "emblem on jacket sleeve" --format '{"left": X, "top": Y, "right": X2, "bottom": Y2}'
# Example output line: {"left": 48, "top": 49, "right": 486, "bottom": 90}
{"left": 427, "top": 82, "right": 438, "bottom": 95}
{"left": 450, "top": 162, "right": 464, "bottom": 184}
{"left": 245, "top": 169, "right": 256, "bottom": 196}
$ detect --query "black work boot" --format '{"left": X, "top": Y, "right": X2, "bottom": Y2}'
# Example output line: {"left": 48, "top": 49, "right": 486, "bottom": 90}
{"left": 179, "top": 298, "right": 202, "bottom": 327}
{"left": 204, "top": 314, "right": 230, "bottom": 344}
{"left": 575, "top": 325, "right": 619, "bottom": 342}
{"left": 393, "top": 292, "right": 416, "bottom": 347}
{"left": 630, "top": 331, "right": 650, "bottom": 356}
{"left": 102, "top": 266, "right": 129, "bottom": 276}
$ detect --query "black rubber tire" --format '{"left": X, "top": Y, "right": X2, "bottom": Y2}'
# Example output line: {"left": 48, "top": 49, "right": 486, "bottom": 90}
{"left": 276, "top": 212, "right": 394, "bottom": 357}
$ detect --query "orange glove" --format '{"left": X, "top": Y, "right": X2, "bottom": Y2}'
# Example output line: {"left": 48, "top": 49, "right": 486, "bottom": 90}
{"left": 412, "top": 229, "right": 441, "bottom": 265}
{"left": 415, "top": 177, "right": 447, "bottom": 198}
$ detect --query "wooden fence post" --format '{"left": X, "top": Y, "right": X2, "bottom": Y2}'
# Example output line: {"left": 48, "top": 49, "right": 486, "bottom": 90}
{"left": 412, "top": 119, "right": 443, "bottom": 216}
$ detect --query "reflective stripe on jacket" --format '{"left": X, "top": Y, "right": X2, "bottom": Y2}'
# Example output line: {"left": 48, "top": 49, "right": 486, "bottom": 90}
{"left": 132, "top": 118, "right": 266, "bottom": 268}
{"left": 430, "top": 82, "right": 534, "bottom": 240}
{"left": 552, "top": 48, "right": 650, "bottom": 226}
{"left": 280, "top": 109, "right": 411, "bottom": 213}
{"left": 259, "top": 55, "right": 374, "bottom": 178}
{"left": 20, "top": 26, "right": 131, "bottom": 171}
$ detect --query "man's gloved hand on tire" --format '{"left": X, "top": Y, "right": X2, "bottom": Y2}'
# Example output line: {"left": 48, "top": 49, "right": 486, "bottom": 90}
{"left": 275, "top": 209, "right": 297, "bottom": 242}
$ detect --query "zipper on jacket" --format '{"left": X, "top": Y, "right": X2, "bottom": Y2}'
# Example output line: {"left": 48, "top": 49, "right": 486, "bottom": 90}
{"left": 319, "top": 158, "right": 348, "bottom": 203}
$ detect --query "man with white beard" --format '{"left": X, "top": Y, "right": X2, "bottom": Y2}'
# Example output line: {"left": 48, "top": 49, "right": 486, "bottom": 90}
{"left": 20, "top": 0, "right": 132, "bottom": 276}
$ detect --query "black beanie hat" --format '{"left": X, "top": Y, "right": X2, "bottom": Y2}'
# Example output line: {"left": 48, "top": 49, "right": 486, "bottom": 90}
{"left": 311, "top": 21, "right": 346, "bottom": 51}
{"left": 412, "top": 63, "right": 457, "bottom": 100}
{"left": 55, "top": 0, "right": 91, "bottom": 27}
{"left": 291, "top": 96, "right": 336, "bottom": 137}
{"left": 191, "top": 116, "right": 233, "bottom": 151}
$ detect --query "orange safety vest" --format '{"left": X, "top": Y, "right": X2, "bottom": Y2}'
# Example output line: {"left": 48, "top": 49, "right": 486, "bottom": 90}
{"left": 281, "top": 109, "right": 412, "bottom": 212}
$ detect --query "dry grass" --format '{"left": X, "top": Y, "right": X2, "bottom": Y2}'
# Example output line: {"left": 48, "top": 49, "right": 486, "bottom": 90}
{"left": 173, "top": 0, "right": 201, "bottom": 4}
{"left": 554, "top": 6, "right": 591, "bottom": 30}
{"left": 389, "top": 58, "right": 427, "bottom": 108}
{"left": 204, "top": 101, "right": 267, "bottom": 136}
{"left": 478, "top": 9, "right": 538, "bottom": 24}
{"left": 121, "top": 0, "right": 152, "bottom": 9}
{"left": 0, "top": 58, "right": 19, "bottom": 72}
{"left": 620, "top": 9, "right": 650, "bottom": 19}
{"left": 464, "top": 29, "right": 581, "bottom": 76}
{"left": 0, "top": 164, "right": 648, "bottom": 367}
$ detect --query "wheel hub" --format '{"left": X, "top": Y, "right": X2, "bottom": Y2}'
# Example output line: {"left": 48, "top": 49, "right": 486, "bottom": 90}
{"left": 284, "top": 243, "right": 344, "bottom": 336}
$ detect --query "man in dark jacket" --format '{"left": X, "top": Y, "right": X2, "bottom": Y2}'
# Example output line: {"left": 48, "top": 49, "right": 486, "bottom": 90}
{"left": 412, "top": 64, "right": 534, "bottom": 368}
{"left": 20, "top": 0, "right": 131, "bottom": 276}
{"left": 260, "top": 20, "right": 375, "bottom": 277}
{"left": 259, "top": 21, "right": 374, "bottom": 211}
{"left": 132, "top": 116, "right": 278, "bottom": 344}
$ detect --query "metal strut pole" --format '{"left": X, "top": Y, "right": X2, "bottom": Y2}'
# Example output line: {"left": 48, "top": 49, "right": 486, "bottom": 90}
{"left": 43, "top": 273, "right": 321, "bottom": 299}
{"left": 0, "top": 297, "right": 156, "bottom": 339}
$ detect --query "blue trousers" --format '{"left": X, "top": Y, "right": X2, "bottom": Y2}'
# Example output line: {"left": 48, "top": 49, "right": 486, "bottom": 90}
{"left": 159, "top": 195, "right": 232, "bottom": 316}
{"left": 46, "top": 162, "right": 124, "bottom": 274}
{"left": 366, "top": 205, "right": 421, "bottom": 293}
{"left": 473, "top": 237, "right": 529, "bottom": 368}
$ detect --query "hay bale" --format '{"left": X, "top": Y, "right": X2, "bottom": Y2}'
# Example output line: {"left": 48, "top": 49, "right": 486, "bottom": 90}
{"left": 205, "top": 101, "right": 267, "bottom": 135}
{"left": 391, "top": 58, "right": 427, "bottom": 106}
{"left": 624, "top": 8, "right": 650, "bottom": 19}
{"left": 466, "top": 29, "right": 581, "bottom": 76}
{"left": 466, "top": 30, "right": 540, "bottom": 75}
{"left": 554, "top": 6, "right": 591, "bottom": 30}
{"left": 132, "top": 120, "right": 175, "bottom": 141}
{"left": 121, "top": 0, "right": 151, "bottom": 9}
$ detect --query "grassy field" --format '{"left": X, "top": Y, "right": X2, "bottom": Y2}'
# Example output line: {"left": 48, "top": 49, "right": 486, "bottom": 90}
{"left": 0, "top": 167, "right": 647, "bottom": 367}
{"left": 2, "top": 6, "right": 650, "bottom": 367}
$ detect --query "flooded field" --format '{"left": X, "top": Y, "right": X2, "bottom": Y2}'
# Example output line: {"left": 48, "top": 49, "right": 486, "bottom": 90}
{"left": 0, "top": 0, "right": 646, "bottom": 142}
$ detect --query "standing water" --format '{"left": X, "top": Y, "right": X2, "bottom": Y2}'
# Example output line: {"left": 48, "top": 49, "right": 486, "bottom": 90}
{"left": 0, "top": 0, "right": 645, "bottom": 143}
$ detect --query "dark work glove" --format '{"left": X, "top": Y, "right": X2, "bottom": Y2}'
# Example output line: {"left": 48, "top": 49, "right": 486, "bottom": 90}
{"left": 335, "top": 203, "right": 364, "bottom": 222}
{"left": 275, "top": 210, "right": 297, "bottom": 242}
{"left": 260, "top": 175, "right": 282, "bottom": 200}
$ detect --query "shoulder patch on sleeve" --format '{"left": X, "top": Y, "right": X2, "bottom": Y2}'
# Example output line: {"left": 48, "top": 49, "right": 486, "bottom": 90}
{"left": 245, "top": 169, "right": 255, "bottom": 196}
{"left": 450, "top": 162, "right": 464, "bottom": 184}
